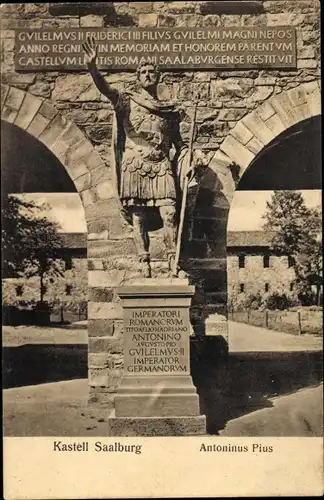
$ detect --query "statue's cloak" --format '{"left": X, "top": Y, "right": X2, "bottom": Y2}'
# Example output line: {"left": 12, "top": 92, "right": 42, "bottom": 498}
{"left": 111, "top": 90, "right": 190, "bottom": 232}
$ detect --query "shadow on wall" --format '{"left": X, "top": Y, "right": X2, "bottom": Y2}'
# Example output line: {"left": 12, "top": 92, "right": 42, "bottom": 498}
{"left": 180, "top": 164, "right": 237, "bottom": 334}
{"left": 182, "top": 166, "right": 231, "bottom": 258}
{"left": 191, "top": 350, "right": 323, "bottom": 435}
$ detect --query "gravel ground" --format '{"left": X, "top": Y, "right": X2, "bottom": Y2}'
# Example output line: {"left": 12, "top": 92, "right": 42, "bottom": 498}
{"left": 229, "top": 321, "right": 322, "bottom": 352}
{"left": 220, "top": 383, "right": 323, "bottom": 437}
{"left": 3, "top": 379, "right": 322, "bottom": 437}
{"left": 2, "top": 325, "right": 87, "bottom": 347}
{"left": 3, "top": 379, "right": 111, "bottom": 437}
{"left": 3, "top": 324, "right": 323, "bottom": 437}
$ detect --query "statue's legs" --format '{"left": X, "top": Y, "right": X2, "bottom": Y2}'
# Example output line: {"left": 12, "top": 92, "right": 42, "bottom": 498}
{"left": 159, "top": 205, "right": 177, "bottom": 274}
{"left": 132, "top": 207, "right": 151, "bottom": 278}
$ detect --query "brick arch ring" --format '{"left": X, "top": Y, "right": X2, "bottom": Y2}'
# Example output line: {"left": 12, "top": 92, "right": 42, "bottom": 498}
{"left": 1, "top": 84, "right": 111, "bottom": 219}
{"left": 209, "top": 80, "right": 321, "bottom": 181}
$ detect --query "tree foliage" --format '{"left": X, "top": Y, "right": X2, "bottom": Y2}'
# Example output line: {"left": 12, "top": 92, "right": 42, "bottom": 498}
{"left": 48, "top": 263, "right": 88, "bottom": 317}
{"left": 2, "top": 280, "right": 20, "bottom": 307}
{"left": 262, "top": 191, "right": 322, "bottom": 304}
{"left": 2, "top": 195, "right": 36, "bottom": 277}
{"left": 263, "top": 292, "right": 297, "bottom": 311}
{"left": 2, "top": 195, "right": 64, "bottom": 304}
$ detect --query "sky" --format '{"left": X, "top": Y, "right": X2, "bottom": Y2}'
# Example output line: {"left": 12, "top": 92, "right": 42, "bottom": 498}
{"left": 228, "top": 190, "right": 322, "bottom": 232}
{"left": 16, "top": 190, "right": 321, "bottom": 233}
{"left": 16, "top": 193, "right": 87, "bottom": 233}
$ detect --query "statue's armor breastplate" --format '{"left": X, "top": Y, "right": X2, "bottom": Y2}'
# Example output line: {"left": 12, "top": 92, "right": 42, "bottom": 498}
{"left": 121, "top": 98, "right": 172, "bottom": 178}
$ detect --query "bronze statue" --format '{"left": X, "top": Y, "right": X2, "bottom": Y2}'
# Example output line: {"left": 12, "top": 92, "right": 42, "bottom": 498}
{"left": 83, "top": 37, "right": 205, "bottom": 277}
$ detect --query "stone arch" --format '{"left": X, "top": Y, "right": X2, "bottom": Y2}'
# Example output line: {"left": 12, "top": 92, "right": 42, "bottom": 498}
{"left": 1, "top": 84, "right": 111, "bottom": 219}
{"left": 209, "top": 81, "right": 321, "bottom": 188}
{"left": 200, "top": 81, "right": 321, "bottom": 339}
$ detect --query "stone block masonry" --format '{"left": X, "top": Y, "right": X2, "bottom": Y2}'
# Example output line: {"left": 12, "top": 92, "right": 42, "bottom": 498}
{"left": 0, "top": 1, "right": 321, "bottom": 405}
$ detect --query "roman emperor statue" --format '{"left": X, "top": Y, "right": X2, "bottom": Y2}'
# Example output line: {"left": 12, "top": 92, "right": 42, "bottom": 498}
{"left": 83, "top": 37, "right": 206, "bottom": 277}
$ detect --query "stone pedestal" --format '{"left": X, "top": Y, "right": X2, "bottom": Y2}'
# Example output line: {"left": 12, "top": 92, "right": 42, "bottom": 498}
{"left": 108, "top": 279, "right": 206, "bottom": 436}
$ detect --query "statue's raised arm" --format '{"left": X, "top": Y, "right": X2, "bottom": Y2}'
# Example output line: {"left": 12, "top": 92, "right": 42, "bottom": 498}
{"left": 82, "top": 36, "right": 119, "bottom": 106}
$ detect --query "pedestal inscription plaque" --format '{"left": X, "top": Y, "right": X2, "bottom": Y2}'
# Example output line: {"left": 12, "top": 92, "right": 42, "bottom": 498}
{"left": 123, "top": 307, "right": 189, "bottom": 376}
{"left": 108, "top": 280, "right": 206, "bottom": 436}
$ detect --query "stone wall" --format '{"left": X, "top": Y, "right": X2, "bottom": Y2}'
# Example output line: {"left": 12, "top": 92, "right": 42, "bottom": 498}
{"left": 3, "top": 258, "right": 88, "bottom": 303}
{"left": 1, "top": 1, "right": 321, "bottom": 404}
{"left": 227, "top": 253, "right": 296, "bottom": 299}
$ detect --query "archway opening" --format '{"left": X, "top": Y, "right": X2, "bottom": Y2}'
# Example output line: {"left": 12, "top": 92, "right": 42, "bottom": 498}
{"left": 2, "top": 120, "right": 88, "bottom": 336}
{"left": 237, "top": 116, "right": 321, "bottom": 191}
{"left": 1, "top": 121, "right": 77, "bottom": 194}
{"left": 227, "top": 116, "right": 322, "bottom": 353}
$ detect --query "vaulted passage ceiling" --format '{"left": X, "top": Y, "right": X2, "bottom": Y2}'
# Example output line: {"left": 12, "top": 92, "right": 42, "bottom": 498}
{"left": 1, "top": 121, "right": 77, "bottom": 194}
{"left": 237, "top": 115, "right": 322, "bottom": 190}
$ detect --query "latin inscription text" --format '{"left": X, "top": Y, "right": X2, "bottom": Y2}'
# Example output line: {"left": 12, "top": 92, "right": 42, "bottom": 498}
{"left": 124, "top": 308, "right": 189, "bottom": 374}
{"left": 15, "top": 27, "right": 296, "bottom": 70}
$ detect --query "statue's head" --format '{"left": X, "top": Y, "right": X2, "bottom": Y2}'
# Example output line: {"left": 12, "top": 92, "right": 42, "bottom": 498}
{"left": 136, "top": 61, "right": 160, "bottom": 89}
